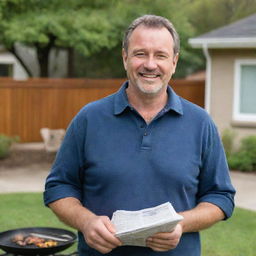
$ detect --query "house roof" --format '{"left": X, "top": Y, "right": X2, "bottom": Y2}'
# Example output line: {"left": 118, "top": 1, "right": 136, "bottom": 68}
{"left": 189, "top": 13, "right": 256, "bottom": 48}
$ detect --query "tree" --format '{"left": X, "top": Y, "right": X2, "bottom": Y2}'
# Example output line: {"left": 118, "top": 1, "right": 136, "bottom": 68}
{"left": 0, "top": 0, "right": 123, "bottom": 77}
{"left": 187, "top": 0, "right": 256, "bottom": 35}
{"left": 72, "top": 0, "right": 204, "bottom": 78}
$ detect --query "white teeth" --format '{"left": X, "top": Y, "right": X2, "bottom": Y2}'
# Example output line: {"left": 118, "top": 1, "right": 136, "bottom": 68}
{"left": 142, "top": 74, "right": 157, "bottom": 78}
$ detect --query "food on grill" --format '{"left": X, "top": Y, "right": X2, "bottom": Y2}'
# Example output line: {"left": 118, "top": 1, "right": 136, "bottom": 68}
{"left": 37, "top": 240, "right": 58, "bottom": 248}
{"left": 12, "top": 234, "right": 26, "bottom": 246}
{"left": 12, "top": 234, "right": 58, "bottom": 248}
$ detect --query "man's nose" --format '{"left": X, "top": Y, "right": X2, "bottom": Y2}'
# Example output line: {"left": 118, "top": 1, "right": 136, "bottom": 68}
{"left": 143, "top": 56, "right": 157, "bottom": 70}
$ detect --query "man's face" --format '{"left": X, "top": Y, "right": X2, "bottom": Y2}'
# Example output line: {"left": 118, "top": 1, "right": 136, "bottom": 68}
{"left": 122, "top": 25, "right": 179, "bottom": 96}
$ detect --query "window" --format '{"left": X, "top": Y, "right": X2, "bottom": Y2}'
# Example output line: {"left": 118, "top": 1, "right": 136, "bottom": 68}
{"left": 233, "top": 60, "right": 256, "bottom": 122}
{"left": 0, "top": 64, "right": 13, "bottom": 77}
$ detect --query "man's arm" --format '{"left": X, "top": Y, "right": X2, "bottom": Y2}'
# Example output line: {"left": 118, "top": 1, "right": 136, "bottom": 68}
{"left": 179, "top": 202, "right": 225, "bottom": 233}
{"left": 49, "top": 197, "right": 122, "bottom": 254}
{"left": 146, "top": 202, "right": 224, "bottom": 252}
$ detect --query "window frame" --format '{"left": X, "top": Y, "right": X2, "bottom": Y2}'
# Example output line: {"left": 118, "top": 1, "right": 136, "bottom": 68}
{"left": 233, "top": 59, "right": 256, "bottom": 122}
{"left": 0, "top": 63, "right": 13, "bottom": 77}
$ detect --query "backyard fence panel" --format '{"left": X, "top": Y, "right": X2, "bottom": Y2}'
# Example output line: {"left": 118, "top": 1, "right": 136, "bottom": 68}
{"left": 171, "top": 80, "right": 205, "bottom": 108}
{"left": 0, "top": 78, "right": 204, "bottom": 142}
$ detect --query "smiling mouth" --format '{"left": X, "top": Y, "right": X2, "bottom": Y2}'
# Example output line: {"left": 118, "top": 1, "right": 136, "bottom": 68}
{"left": 139, "top": 73, "right": 160, "bottom": 78}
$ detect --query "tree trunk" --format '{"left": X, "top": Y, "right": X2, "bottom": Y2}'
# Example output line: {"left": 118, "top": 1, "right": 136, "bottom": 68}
{"left": 36, "top": 35, "right": 56, "bottom": 77}
{"left": 67, "top": 48, "right": 74, "bottom": 78}
{"left": 37, "top": 46, "right": 51, "bottom": 77}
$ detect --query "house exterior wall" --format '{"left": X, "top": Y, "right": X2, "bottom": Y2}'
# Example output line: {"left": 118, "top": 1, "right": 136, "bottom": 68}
{"left": 210, "top": 49, "right": 256, "bottom": 144}
{"left": 17, "top": 44, "right": 68, "bottom": 78}
{"left": 0, "top": 51, "right": 28, "bottom": 80}
{"left": 0, "top": 45, "right": 68, "bottom": 79}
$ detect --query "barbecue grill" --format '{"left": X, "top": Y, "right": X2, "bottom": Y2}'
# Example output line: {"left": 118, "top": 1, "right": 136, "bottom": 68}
{"left": 0, "top": 252, "right": 78, "bottom": 256}
{"left": 0, "top": 228, "right": 77, "bottom": 256}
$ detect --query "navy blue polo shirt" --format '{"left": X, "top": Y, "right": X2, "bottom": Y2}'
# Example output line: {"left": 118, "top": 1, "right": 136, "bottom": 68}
{"left": 44, "top": 82, "right": 235, "bottom": 256}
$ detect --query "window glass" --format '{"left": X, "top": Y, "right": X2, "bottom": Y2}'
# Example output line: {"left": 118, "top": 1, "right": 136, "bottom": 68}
{"left": 240, "top": 65, "right": 256, "bottom": 114}
{"left": 0, "top": 64, "right": 13, "bottom": 77}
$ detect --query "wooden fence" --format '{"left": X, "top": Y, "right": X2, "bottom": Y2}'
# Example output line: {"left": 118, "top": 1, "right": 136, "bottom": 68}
{"left": 0, "top": 78, "right": 204, "bottom": 142}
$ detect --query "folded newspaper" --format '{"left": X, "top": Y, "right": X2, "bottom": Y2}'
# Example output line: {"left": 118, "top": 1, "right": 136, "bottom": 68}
{"left": 111, "top": 202, "right": 183, "bottom": 246}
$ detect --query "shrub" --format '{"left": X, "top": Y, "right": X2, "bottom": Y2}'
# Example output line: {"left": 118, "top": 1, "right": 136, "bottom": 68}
{"left": 221, "top": 129, "right": 236, "bottom": 157}
{"left": 240, "top": 136, "right": 256, "bottom": 159}
{"left": 227, "top": 135, "right": 256, "bottom": 172}
{"left": 228, "top": 152, "right": 254, "bottom": 172}
{"left": 0, "top": 134, "right": 19, "bottom": 159}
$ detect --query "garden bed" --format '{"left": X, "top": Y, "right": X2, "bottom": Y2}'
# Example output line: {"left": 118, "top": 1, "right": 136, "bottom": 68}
{"left": 0, "top": 143, "right": 56, "bottom": 169}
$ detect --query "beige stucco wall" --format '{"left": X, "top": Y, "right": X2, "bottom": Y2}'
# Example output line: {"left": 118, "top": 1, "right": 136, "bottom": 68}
{"left": 209, "top": 49, "right": 256, "bottom": 145}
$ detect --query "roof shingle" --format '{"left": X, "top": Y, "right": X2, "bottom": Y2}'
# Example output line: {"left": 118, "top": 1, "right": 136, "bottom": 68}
{"left": 189, "top": 13, "right": 256, "bottom": 48}
{"left": 197, "top": 13, "right": 256, "bottom": 39}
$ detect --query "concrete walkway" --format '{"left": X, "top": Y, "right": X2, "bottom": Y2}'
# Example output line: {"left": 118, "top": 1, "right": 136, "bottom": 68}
{"left": 230, "top": 171, "right": 256, "bottom": 211}
{"left": 0, "top": 164, "right": 50, "bottom": 193}
{"left": 0, "top": 163, "right": 255, "bottom": 211}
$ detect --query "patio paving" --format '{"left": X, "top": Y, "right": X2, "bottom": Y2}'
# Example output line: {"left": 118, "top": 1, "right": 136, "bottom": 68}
{"left": 0, "top": 163, "right": 50, "bottom": 193}
{"left": 230, "top": 171, "right": 256, "bottom": 212}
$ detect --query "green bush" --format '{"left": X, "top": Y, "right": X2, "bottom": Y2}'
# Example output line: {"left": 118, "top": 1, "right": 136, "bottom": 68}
{"left": 0, "top": 134, "right": 19, "bottom": 159}
{"left": 221, "top": 129, "right": 236, "bottom": 157}
{"left": 228, "top": 152, "right": 254, "bottom": 172}
{"left": 240, "top": 136, "right": 256, "bottom": 158}
{"left": 227, "top": 135, "right": 256, "bottom": 172}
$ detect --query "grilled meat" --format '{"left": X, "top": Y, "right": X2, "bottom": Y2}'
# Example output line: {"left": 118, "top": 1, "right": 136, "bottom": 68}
{"left": 12, "top": 234, "right": 58, "bottom": 248}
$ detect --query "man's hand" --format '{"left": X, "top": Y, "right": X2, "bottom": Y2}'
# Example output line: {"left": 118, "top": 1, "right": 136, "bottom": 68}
{"left": 82, "top": 215, "right": 122, "bottom": 254}
{"left": 49, "top": 198, "right": 122, "bottom": 254}
{"left": 146, "top": 224, "right": 182, "bottom": 252}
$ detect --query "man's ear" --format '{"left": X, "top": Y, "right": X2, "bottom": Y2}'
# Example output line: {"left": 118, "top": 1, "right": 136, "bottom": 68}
{"left": 122, "top": 48, "right": 128, "bottom": 71}
{"left": 172, "top": 53, "right": 179, "bottom": 74}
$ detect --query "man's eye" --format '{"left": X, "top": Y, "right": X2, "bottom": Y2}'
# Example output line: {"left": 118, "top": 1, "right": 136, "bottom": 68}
{"left": 135, "top": 52, "right": 145, "bottom": 57}
{"left": 157, "top": 55, "right": 167, "bottom": 59}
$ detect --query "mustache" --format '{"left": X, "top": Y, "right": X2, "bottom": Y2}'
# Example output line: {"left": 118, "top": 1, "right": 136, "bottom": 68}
{"left": 139, "top": 69, "right": 162, "bottom": 76}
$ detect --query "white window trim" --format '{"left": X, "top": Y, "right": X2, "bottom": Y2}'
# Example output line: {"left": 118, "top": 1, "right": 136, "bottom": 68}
{"left": 233, "top": 59, "right": 256, "bottom": 122}
{"left": 0, "top": 52, "right": 28, "bottom": 80}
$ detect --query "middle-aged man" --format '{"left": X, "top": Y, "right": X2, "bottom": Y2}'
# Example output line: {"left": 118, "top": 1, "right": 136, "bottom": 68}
{"left": 44, "top": 14, "right": 235, "bottom": 256}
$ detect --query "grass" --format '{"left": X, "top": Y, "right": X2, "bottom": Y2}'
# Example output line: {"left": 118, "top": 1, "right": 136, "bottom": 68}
{"left": 1, "top": 193, "right": 256, "bottom": 255}
{"left": 201, "top": 207, "right": 256, "bottom": 256}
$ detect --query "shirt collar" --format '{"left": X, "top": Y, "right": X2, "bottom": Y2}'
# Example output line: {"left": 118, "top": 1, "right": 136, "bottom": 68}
{"left": 114, "top": 81, "right": 130, "bottom": 115}
{"left": 114, "top": 81, "right": 183, "bottom": 116}
{"left": 165, "top": 85, "right": 183, "bottom": 115}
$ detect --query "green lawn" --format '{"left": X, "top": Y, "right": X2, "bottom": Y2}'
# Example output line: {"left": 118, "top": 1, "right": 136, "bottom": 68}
{"left": 0, "top": 193, "right": 255, "bottom": 255}
{"left": 201, "top": 207, "right": 256, "bottom": 256}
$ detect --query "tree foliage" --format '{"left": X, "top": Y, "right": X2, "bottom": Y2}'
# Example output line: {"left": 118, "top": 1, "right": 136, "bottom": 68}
{"left": 73, "top": 0, "right": 203, "bottom": 78}
{"left": 187, "top": 0, "right": 256, "bottom": 35}
{"left": 0, "top": 0, "right": 123, "bottom": 77}
{"left": 1, "top": 0, "right": 255, "bottom": 78}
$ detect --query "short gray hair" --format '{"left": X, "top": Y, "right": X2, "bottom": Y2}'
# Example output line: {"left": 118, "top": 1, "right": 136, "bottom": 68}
{"left": 123, "top": 14, "right": 180, "bottom": 55}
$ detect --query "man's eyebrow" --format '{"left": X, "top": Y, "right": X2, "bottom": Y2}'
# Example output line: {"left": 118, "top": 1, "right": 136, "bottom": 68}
{"left": 132, "top": 48, "right": 146, "bottom": 53}
{"left": 155, "top": 50, "right": 169, "bottom": 55}
{"left": 132, "top": 49, "right": 169, "bottom": 54}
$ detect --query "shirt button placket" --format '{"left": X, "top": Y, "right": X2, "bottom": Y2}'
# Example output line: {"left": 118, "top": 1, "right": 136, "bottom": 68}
{"left": 141, "top": 126, "right": 151, "bottom": 150}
